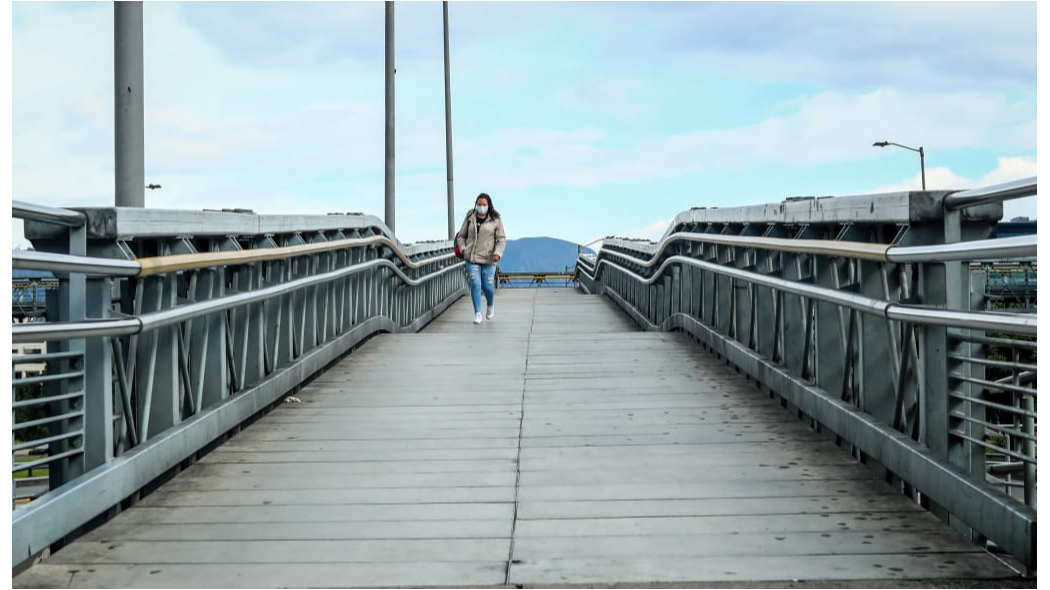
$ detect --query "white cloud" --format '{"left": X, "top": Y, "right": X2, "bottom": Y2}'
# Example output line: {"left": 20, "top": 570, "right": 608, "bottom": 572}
{"left": 174, "top": 2, "right": 1036, "bottom": 94}
{"left": 444, "top": 89, "right": 1034, "bottom": 195}
{"left": 600, "top": 2, "right": 1035, "bottom": 92}
{"left": 869, "top": 156, "right": 1038, "bottom": 220}
{"left": 870, "top": 156, "right": 1037, "bottom": 193}
{"left": 175, "top": 2, "right": 643, "bottom": 73}
{"left": 647, "top": 90, "right": 1034, "bottom": 168}
{"left": 13, "top": 82, "right": 1036, "bottom": 247}
{"left": 628, "top": 219, "right": 671, "bottom": 243}
{"left": 11, "top": 3, "right": 1037, "bottom": 251}
{"left": 979, "top": 156, "right": 1040, "bottom": 187}
{"left": 555, "top": 79, "right": 654, "bottom": 117}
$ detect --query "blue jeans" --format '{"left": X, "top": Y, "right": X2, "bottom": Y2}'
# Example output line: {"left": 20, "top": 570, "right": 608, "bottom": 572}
{"left": 466, "top": 263, "right": 496, "bottom": 313}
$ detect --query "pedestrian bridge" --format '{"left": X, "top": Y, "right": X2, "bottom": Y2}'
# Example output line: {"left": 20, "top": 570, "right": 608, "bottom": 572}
{"left": 11, "top": 181, "right": 1038, "bottom": 587}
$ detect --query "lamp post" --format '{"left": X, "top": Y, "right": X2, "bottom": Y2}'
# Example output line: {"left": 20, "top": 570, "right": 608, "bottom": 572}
{"left": 873, "top": 141, "right": 925, "bottom": 191}
{"left": 115, "top": 1, "right": 145, "bottom": 208}
{"left": 443, "top": 1, "right": 455, "bottom": 240}
{"left": 385, "top": 1, "right": 395, "bottom": 233}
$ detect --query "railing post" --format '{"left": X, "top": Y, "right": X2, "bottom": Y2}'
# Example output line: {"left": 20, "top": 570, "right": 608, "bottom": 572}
{"left": 753, "top": 249, "right": 775, "bottom": 357}
{"left": 246, "top": 263, "right": 266, "bottom": 385}
{"left": 196, "top": 269, "right": 228, "bottom": 410}
{"left": 653, "top": 278, "right": 661, "bottom": 324}
{"left": 733, "top": 246, "right": 752, "bottom": 347}
{"left": 858, "top": 257, "right": 896, "bottom": 427}
{"left": 135, "top": 274, "right": 179, "bottom": 442}
{"left": 48, "top": 223, "right": 87, "bottom": 488}
{"left": 944, "top": 209, "right": 985, "bottom": 540}
{"left": 815, "top": 254, "right": 847, "bottom": 393}
{"left": 682, "top": 266, "right": 690, "bottom": 318}
{"left": 781, "top": 251, "right": 805, "bottom": 373}
{"left": 657, "top": 275, "right": 667, "bottom": 323}
{"left": 669, "top": 266, "right": 680, "bottom": 319}
{"left": 84, "top": 278, "right": 114, "bottom": 470}
{"left": 920, "top": 207, "right": 988, "bottom": 540}
{"left": 302, "top": 256, "right": 319, "bottom": 353}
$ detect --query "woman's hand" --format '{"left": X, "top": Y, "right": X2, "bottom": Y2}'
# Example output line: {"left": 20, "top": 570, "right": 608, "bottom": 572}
{"left": 493, "top": 254, "right": 501, "bottom": 262}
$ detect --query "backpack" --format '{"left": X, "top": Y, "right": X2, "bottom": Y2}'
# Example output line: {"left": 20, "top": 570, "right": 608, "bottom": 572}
{"left": 454, "top": 211, "right": 479, "bottom": 260}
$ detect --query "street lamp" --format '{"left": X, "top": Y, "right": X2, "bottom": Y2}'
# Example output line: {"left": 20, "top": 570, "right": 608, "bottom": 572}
{"left": 873, "top": 141, "right": 925, "bottom": 191}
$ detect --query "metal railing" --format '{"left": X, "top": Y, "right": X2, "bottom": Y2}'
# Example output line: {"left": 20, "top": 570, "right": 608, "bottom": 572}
{"left": 497, "top": 270, "right": 579, "bottom": 288}
{"left": 577, "top": 181, "right": 1037, "bottom": 571}
{"left": 12, "top": 201, "right": 86, "bottom": 227}
{"left": 11, "top": 202, "right": 466, "bottom": 565}
{"left": 12, "top": 350, "right": 82, "bottom": 507}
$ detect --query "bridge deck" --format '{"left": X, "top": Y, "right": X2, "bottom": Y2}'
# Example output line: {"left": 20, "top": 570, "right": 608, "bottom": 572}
{"left": 15, "top": 290, "right": 1019, "bottom": 587}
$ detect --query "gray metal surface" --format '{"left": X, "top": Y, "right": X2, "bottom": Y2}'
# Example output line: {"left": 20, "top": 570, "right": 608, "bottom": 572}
{"left": 13, "top": 258, "right": 464, "bottom": 343}
{"left": 11, "top": 317, "right": 141, "bottom": 344}
{"left": 25, "top": 207, "right": 392, "bottom": 243}
{"left": 888, "top": 235, "right": 1037, "bottom": 263}
{"left": 659, "top": 190, "right": 1002, "bottom": 245}
{"left": 10, "top": 235, "right": 456, "bottom": 281}
{"left": 886, "top": 305, "right": 1035, "bottom": 334}
{"left": 14, "top": 290, "right": 1021, "bottom": 587}
{"left": 114, "top": 1, "right": 145, "bottom": 208}
{"left": 943, "top": 177, "right": 1037, "bottom": 211}
{"left": 12, "top": 200, "right": 86, "bottom": 227}
{"left": 581, "top": 253, "right": 1035, "bottom": 336}
{"left": 11, "top": 250, "right": 140, "bottom": 277}
{"left": 599, "top": 232, "right": 892, "bottom": 264}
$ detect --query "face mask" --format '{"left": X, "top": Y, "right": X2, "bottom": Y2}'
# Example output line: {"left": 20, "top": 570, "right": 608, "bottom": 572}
{"left": 475, "top": 205, "right": 489, "bottom": 215}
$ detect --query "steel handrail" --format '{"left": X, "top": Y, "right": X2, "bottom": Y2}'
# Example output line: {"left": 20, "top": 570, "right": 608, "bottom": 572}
{"left": 12, "top": 201, "right": 86, "bottom": 227}
{"left": 943, "top": 177, "right": 1037, "bottom": 211}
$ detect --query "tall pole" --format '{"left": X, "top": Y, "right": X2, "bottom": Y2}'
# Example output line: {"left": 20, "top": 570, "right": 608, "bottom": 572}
{"left": 919, "top": 146, "right": 926, "bottom": 191}
{"left": 443, "top": 1, "right": 456, "bottom": 240}
{"left": 114, "top": 1, "right": 145, "bottom": 208}
{"left": 384, "top": 2, "right": 396, "bottom": 233}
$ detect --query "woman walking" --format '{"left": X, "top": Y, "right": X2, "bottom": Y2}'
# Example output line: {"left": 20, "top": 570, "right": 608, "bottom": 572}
{"left": 456, "top": 193, "right": 507, "bottom": 324}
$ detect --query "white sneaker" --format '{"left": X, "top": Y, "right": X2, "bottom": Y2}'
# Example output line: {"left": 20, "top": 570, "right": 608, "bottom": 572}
{"left": 473, "top": 312, "right": 483, "bottom": 324}
{"left": 486, "top": 305, "right": 495, "bottom": 320}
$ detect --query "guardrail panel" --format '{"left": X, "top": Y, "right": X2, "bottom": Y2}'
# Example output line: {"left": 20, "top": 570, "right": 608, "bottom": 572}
{"left": 575, "top": 182, "right": 1037, "bottom": 570}
{"left": 11, "top": 205, "right": 467, "bottom": 566}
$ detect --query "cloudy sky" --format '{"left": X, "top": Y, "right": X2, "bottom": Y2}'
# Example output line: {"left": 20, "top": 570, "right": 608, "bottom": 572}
{"left": 10, "top": 1, "right": 1039, "bottom": 249}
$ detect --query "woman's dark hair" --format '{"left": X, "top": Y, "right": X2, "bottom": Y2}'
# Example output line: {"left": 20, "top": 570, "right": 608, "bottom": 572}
{"left": 469, "top": 192, "right": 500, "bottom": 219}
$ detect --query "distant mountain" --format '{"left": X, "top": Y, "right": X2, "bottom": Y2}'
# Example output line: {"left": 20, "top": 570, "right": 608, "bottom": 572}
{"left": 498, "top": 237, "right": 594, "bottom": 273}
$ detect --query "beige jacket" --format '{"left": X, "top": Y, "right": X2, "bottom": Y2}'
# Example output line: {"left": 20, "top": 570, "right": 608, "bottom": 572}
{"left": 456, "top": 211, "right": 507, "bottom": 265}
